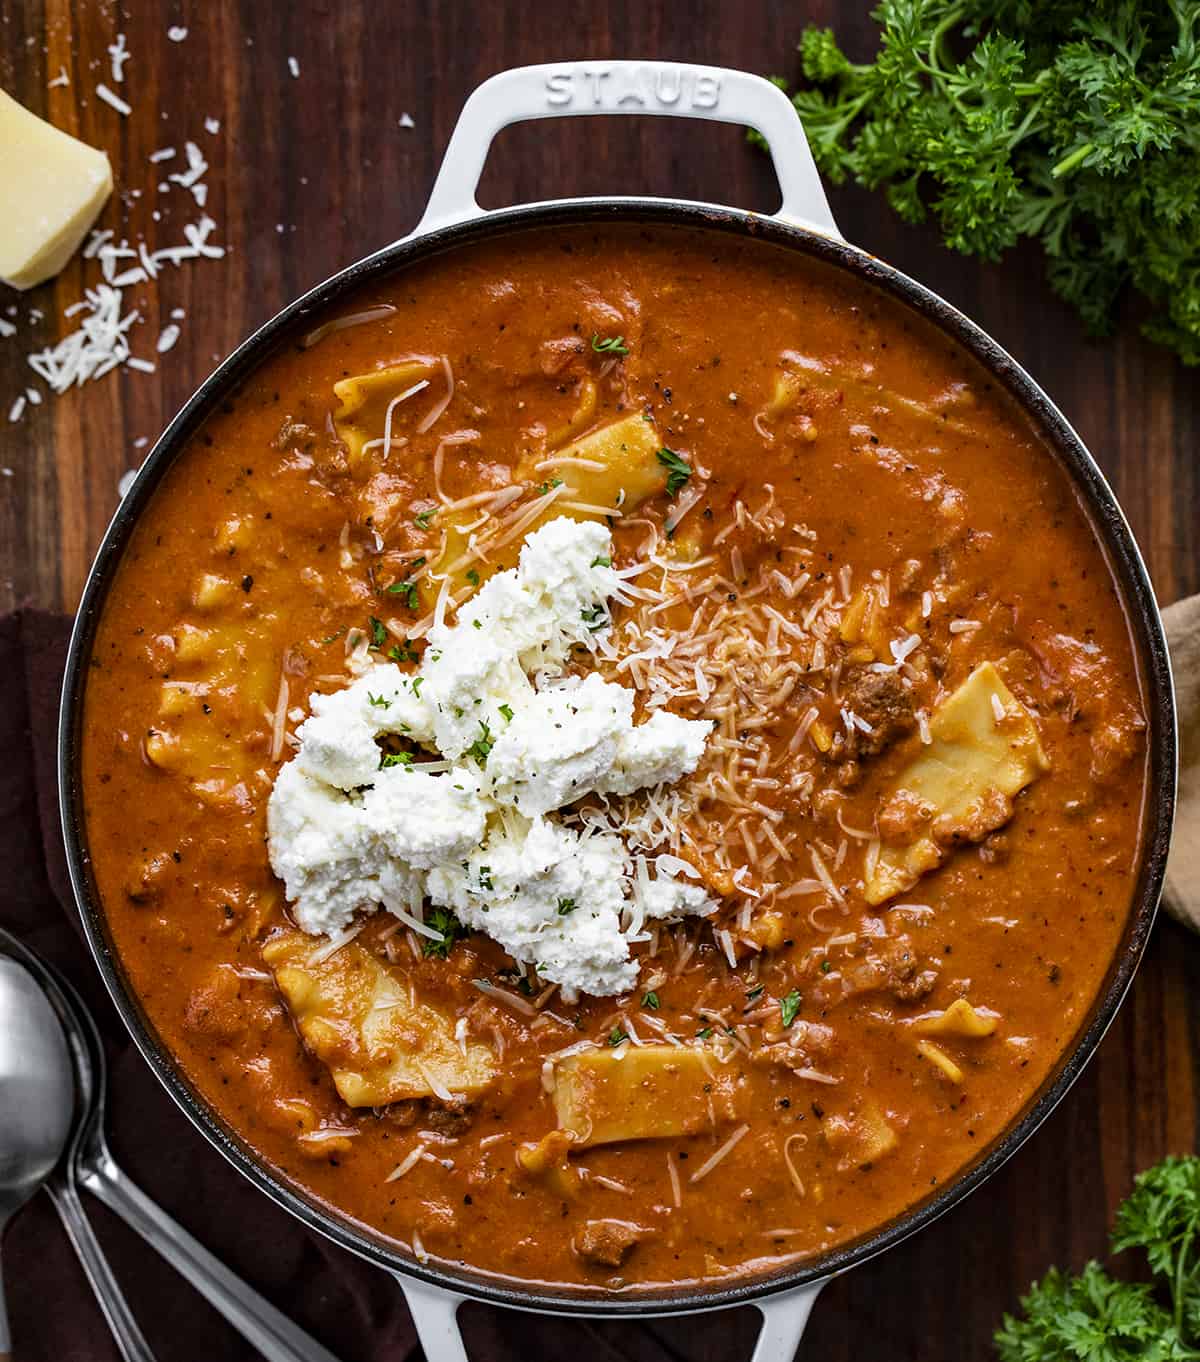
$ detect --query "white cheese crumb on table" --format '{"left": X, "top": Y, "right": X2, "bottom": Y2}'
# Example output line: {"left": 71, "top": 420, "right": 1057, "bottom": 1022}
{"left": 95, "top": 83, "right": 131, "bottom": 116}
{"left": 107, "top": 33, "right": 130, "bottom": 83}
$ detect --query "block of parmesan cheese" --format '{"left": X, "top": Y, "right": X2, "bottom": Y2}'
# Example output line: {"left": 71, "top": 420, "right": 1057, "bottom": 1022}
{"left": 0, "top": 89, "right": 113, "bottom": 290}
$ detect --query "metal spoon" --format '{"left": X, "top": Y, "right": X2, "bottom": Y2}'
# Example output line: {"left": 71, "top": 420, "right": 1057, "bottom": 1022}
{"left": 0, "top": 942, "right": 156, "bottom": 1361}
{"left": 0, "top": 956, "right": 75, "bottom": 1362}
{"left": 0, "top": 932, "right": 344, "bottom": 1362}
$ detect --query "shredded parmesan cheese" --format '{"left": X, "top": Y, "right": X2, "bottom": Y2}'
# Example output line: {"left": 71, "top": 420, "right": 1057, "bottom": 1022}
{"left": 95, "top": 83, "right": 132, "bottom": 116}
{"left": 689, "top": 1124, "right": 750, "bottom": 1183}
{"left": 666, "top": 1153, "right": 682, "bottom": 1207}
{"left": 417, "top": 356, "right": 455, "bottom": 434}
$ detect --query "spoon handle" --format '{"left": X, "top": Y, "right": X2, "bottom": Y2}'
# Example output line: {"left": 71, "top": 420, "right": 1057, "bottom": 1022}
{"left": 1, "top": 1237, "right": 12, "bottom": 1361}
{"left": 45, "top": 1178, "right": 158, "bottom": 1362}
{"left": 79, "top": 1150, "right": 343, "bottom": 1362}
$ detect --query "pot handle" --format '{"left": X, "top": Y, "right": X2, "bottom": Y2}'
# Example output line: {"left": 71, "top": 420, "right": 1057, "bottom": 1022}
{"left": 413, "top": 60, "right": 840, "bottom": 240}
{"left": 398, "top": 1275, "right": 826, "bottom": 1362}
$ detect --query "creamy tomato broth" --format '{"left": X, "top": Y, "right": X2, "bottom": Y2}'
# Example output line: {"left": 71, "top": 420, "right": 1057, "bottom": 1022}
{"left": 81, "top": 226, "right": 1147, "bottom": 1289}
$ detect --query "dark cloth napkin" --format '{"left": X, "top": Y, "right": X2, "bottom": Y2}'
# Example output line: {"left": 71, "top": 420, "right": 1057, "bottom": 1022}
{"left": 1, "top": 609, "right": 754, "bottom": 1362}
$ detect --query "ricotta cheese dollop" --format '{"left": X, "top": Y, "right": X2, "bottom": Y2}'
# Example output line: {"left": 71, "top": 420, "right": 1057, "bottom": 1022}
{"left": 266, "top": 516, "right": 715, "bottom": 999}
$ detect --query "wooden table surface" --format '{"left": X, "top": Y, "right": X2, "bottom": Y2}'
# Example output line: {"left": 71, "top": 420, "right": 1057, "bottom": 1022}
{"left": 1, "top": 3, "right": 1196, "bottom": 1359}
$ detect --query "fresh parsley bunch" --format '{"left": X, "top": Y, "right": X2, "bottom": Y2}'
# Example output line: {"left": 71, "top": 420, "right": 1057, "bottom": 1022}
{"left": 995, "top": 1155, "right": 1200, "bottom": 1359}
{"left": 763, "top": 1, "right": 1200, "bottom": 363}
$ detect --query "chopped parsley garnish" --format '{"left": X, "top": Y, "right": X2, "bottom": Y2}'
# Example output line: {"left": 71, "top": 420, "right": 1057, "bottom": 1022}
{"left": 498, "top": 703, "right": 514, "bottom": 722}
{"left": 477, "top": 865, "right": 493, "bottom": 891}
{"left": 467, "top": 720, "right": 494, "bottom": 765}
{"left": 656, "top": 446, "right": 693, "bottom": 497}
{"left": 591, "top": 333, "right": 630, "bottom": 356}
{"left": 320, "top": 627, "right": 346, "bottom": 646}
{"left": 466, "top": 569, "right": 480, "bottom": 586}
{"left": 472, "top": 618, "right": 482, "bottom": 629}
{"left": 607, "top": 1027, "right": 629, "bottom": 1047}
{"left": 746, "top": 985, "right": 765, "bottom": 1003}
{"left": 368, "top": 616, "right": 388, "bottom": 649}
{"left": 413, "top": 509, "right": 435, "bottom": 529}
{"left": 536, "top": 477, "right": 564, "bottom": 495}
{"left": 367, "top": 692, "right": 389, "bottom": 708}
{"left": 780, "top": 989, "right": 802, "bottom": 1028}
{"left": 642, "top": 991, "right": 660, "bottom": 1010}
{"left": 383, "top": 558, "right": 426, "bottom": 610}
{"left": 581, "top": 604, "right": 608, "bottom": 632}
{"left": 386, "top": 579, "right": 421, "bottom": 610}
{"left": 696, "top": 1025, "right": 713, "bottom": 1040}
{"left": 590, "top": 555, "right": 612, "bottom": 568}
{"left": 423, "top": 906, "right": 466, "bottom": 958}
{"left": 556, "top": 897, "right": 577, "bottom": 916}
{"left": 387, "top": 641, "right": 418, "bottom": 664}
{"left": 380, "top": 751, "right": 413, "bottom": 769}
{"left": 820, "top": 959, "right": 832, "bottom": 973}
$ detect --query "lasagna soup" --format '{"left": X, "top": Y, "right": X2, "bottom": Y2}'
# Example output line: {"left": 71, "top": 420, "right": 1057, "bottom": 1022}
{"left": 81, "top": 226, "right": 1148, "bottom": 1289}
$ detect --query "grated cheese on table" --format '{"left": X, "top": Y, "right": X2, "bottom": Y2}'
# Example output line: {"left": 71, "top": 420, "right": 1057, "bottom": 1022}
{"left": 5, "top": 98, "right": 227, "bottom": 422}
{"left": 95, "top": 83, "right": 131, "bottom": 116}
{"left": 107, "top": 33, "right": 130, "bottom": 84}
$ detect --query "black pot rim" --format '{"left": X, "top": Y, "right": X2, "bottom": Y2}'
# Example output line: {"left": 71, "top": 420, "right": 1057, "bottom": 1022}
{"left": 58, "top": 198, "right": 1177, "bottom": 1318}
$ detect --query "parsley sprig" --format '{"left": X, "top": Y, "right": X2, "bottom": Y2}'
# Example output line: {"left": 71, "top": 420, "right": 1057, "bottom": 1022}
{"left": 760, "top": 2, "right": 1200, "bottom": 364}
{"left": 996, "top": 1155, "right": 1200, "bottom": 1358}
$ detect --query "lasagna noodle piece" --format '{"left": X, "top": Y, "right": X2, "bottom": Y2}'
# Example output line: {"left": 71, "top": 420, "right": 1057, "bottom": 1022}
{"left": 262, "top": 929, "right": 495, "bottom": 1107}
{"left": 865, "top": 661, "right": 1049, "bottom": 905}
{"left": 332, "top": 358, "right": 437, "bottom": 469}
{"left": 553, "top": 1044, "right": 740, "bottom": 1147}
{"left": 432, "top": 413, "right": 668, "bottom": 601}
{"left": 912, "top": 998, "right": 998, "bottom": 1038}
{"left": 822, "top": 1099, "right": 898, "bottom": 1172}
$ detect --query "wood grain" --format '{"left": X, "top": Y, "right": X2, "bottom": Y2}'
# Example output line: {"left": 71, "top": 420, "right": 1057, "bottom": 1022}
{"left": 1, "top": 3, "right": 1196, "bottom": 1359}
